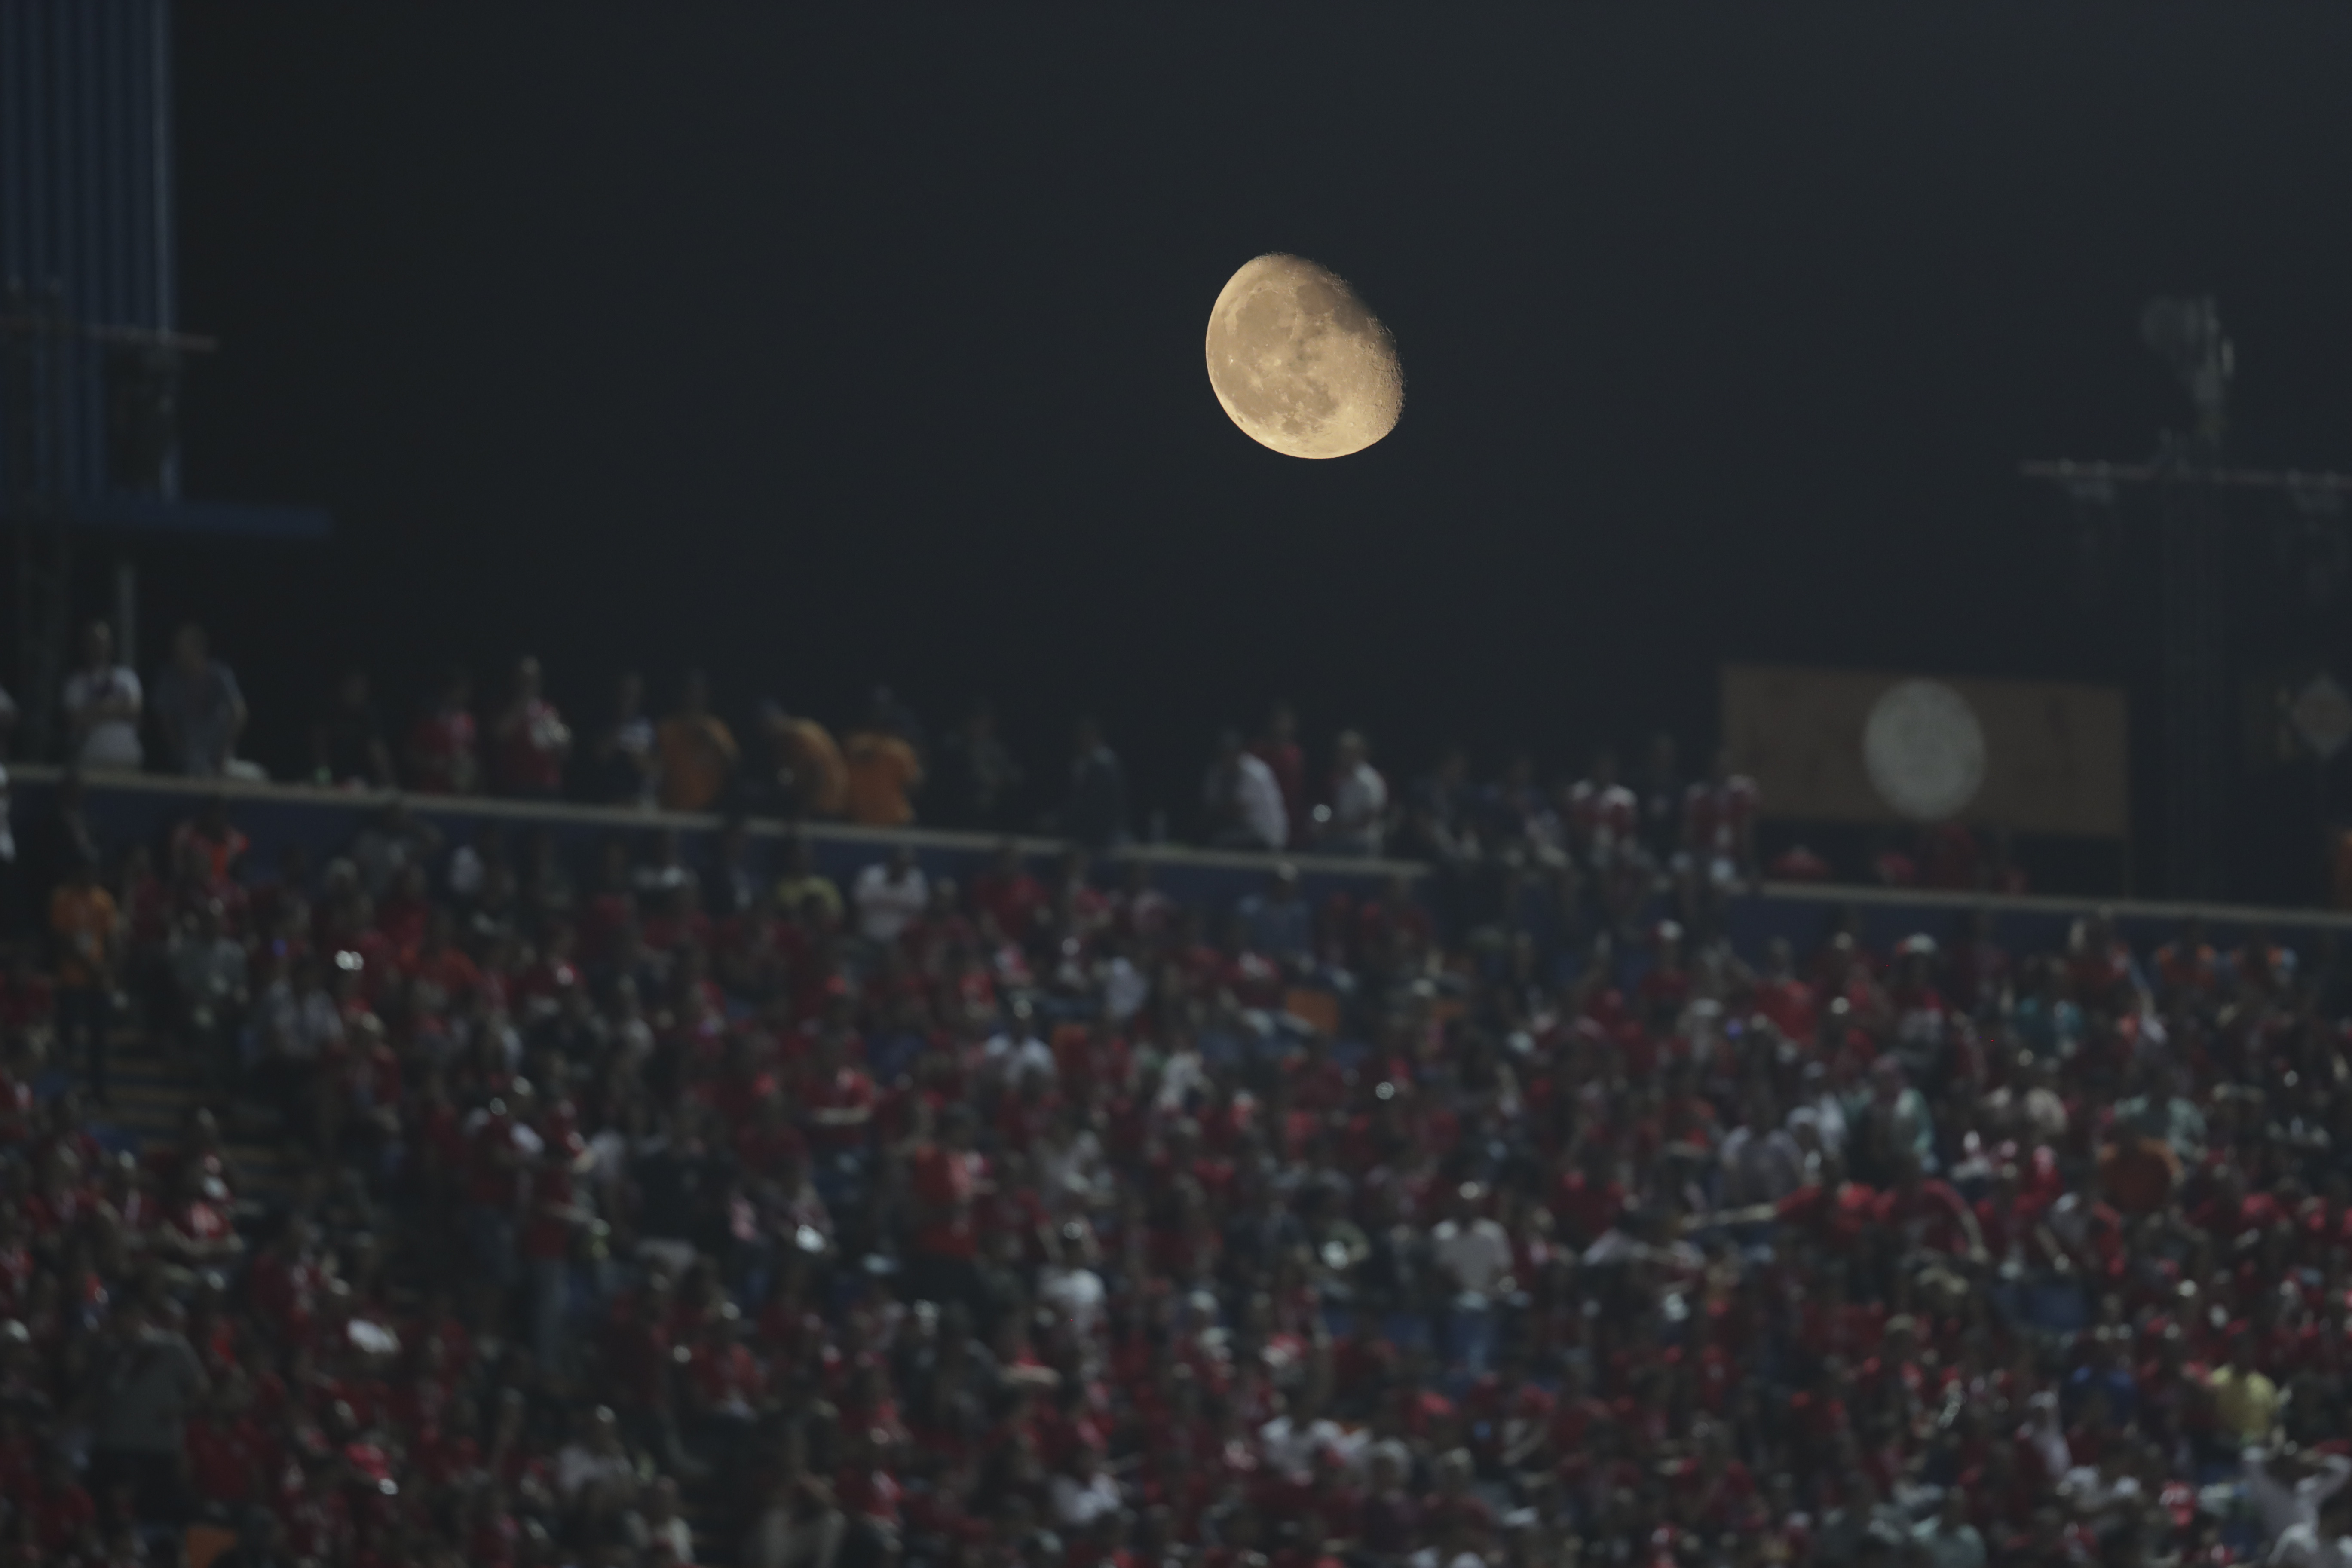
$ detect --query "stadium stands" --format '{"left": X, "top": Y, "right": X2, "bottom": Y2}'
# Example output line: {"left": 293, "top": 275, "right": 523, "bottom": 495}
{"left": 4, "top": 762, "right": 2352, "bottom": 1568}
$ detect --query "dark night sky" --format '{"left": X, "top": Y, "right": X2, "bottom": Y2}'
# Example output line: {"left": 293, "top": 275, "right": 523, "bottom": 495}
{"left": 153, "top": 6, "right": 2352, "bottom": 849}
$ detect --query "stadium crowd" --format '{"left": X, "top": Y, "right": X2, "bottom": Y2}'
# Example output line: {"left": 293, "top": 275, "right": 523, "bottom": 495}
{"left": 8, "top": 619, "right": 1727, "bottom": 874}
{"left": 10, "top": 620, "right": 2049, "bottom": 906}
{"left": 1, "top": 637, "right": 2351, "bottom": 1568}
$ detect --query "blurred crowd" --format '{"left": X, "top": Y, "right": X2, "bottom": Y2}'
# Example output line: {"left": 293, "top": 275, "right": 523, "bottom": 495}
{"left": 7, "top": 618, "right": 1272, "bottom": 857}
{"left": 8, "top": 619, "right": 2089, "bottom": 914}
{"left": 3, "top": 634, "right": 2352, "bottom": 1568}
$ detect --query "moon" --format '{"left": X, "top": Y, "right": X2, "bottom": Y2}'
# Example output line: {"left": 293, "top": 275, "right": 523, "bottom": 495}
{"left": 1204, "top": 254, "right": 1402, "bottom": 459}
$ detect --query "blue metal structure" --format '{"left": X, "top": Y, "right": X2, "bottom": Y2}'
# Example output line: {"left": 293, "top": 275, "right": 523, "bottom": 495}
{"left": 0, "top": 0, "right": 179, "bottom": 504}
{"left": 1, "top": 0, "right": 327, "bottom": 758}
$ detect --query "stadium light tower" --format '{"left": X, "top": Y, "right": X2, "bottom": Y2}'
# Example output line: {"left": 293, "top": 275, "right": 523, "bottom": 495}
{"left": 2022, "top": 297, "right": 2352, "bottom": 900}
{"left": 1, "top": 0, "right": 328, "bottom": 760}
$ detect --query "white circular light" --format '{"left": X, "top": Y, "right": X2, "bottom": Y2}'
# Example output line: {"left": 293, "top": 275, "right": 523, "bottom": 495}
{"left": 1862, "top": 679, "right": 1987, "bottom": 822}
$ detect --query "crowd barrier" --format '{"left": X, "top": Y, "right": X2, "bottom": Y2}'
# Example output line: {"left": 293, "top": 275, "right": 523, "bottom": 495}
{"left": 1724, "top": 877, "right": 2352, "bottom": 966}
{"left": 12, "top": 765, "right": 2351, "bottom": 970}
{"left": 2, "top": 766, "right": 1424, "bottom": 911}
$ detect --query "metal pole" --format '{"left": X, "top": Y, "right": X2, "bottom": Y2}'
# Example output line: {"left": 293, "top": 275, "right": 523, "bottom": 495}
{"left": 114, "top": 554, "right": 136, "bottom": 674}
{"left": 2020, "top": 300, "right": 2295, "bottom": 900}
{"left": 38, "top": 284, "right": 73, "bottom": 765}
{"left": 2156, "top": 465, "right": 2227, "bottom": 900}
{"left": 2318, "top": 752, "right": 2332, "bottom": 906}
{"left": 8, "top": 518, "right": 25, "bottom": 762}
{"left": 6, "top": 285, "right": 80, "bottom": 765}
{"left": 5, "top": 279, "right": 32, "bottom": 758}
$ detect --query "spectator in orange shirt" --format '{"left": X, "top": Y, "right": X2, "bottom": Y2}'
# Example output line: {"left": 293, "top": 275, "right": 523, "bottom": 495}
{"left": 758, "top": 704, "right": 848, "bottom": 819}
{"left": 844, "top": 700, "right": 923, "bottom": 827}
{"left": 656, "top": 670, "right": 738, "bottom": 813}
{"left": 49, "top": 858, "right": 118, "bottom": 1102}
{"left": 168, "top": 796, "right": 250, "bottom": 886}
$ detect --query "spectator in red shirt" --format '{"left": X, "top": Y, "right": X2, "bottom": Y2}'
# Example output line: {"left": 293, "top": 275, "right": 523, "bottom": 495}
{"left": 406, "top": 666, "right": 480, "bottom": 794}
{"left": 907, "top": 1104, "right": 987, "bottom": 1317}
{"left": 971, "top": 842, "right": 1049, "bottom": 948}
{"left": 1871, "top": 1149, "right": 1984, "bottom": 1259}
{"left": 490, "top": 655, "right": 572, "bottom": 799}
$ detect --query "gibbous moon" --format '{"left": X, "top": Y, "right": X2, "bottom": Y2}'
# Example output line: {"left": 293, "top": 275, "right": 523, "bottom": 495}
{"left": 1205, "top": 254, "right": 1402, "bottom": 459}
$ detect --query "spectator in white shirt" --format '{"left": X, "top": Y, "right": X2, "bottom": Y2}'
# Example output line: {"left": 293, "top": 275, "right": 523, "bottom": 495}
{"left": 1049, "top": 1444, "right": 1124, "bottom": 1529}
{"left": 1719, "top": 1090, "right": 1804, "bottom": 1206}
{"left": 2272, "top": 1486, "right": 2352, "bottom": 1568}
{"left": 851, "top": 845, "right": 929, "bottom": 946}
{"left": 631, "top": 1476, "right": 698, "bottom": 1565}
{"left": 984, "top": 1017, "right": 1058, "bottom": 1084}
{"left": 1320, "top": 730, "right": 1389, "bottom": 857}
{"left": 1203, "top": 729, "right": 1288, "bottom": 851}
{"left": 1790, "top": 1066, "right": 1849, "bottom": 1158}
{"left": 168, "top": 899, "right": 249, "bottom": 1053}
{"left": 62, "top": 619, "right": 143, "bottom": 770}
{"left": 1258, "top": 1385, "right": 1363, "bottom": 1484}
{"left": 254, "top": 956, "right": 346, "bottom": 1067}
{"left": 2272, "top": 1517, "right": 2352, "bottom": 1568}
{"left": 2056, "top": 1442, "right": 2141, "bottom": 1526}
{"left": 555, "top": 1405, "right": 637, "bottom": 1500}
{"left": 1430, "top": 1181, "right": 1512, "bottom": 1376}
{"left": 2248, "top": 1446, "right": 2352, "bottom": 1558}
{"left": 1430, "top": 1182, "right": 1513, "bottom": 1297}
{"left": 1911, "top": 1489, "right": 1987, "bottom": 1568}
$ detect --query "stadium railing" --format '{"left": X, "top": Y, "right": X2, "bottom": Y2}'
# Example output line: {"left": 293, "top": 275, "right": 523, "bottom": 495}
{"left": 13, "top": 765, "right": 2351, "bottom": 956}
